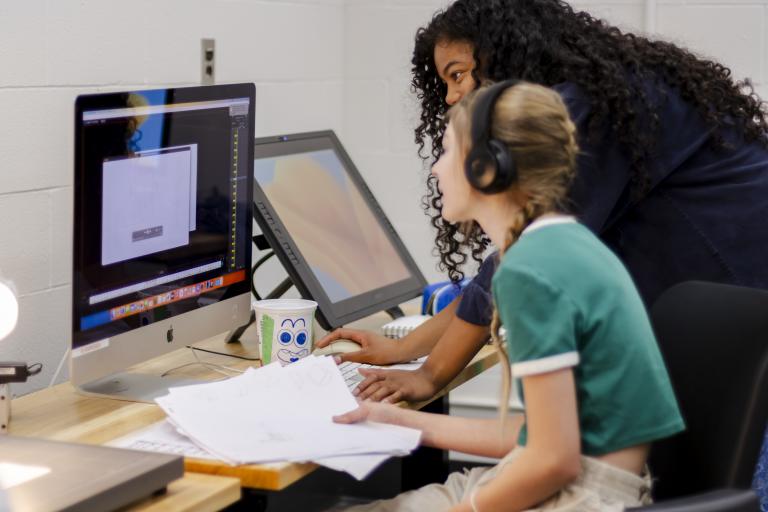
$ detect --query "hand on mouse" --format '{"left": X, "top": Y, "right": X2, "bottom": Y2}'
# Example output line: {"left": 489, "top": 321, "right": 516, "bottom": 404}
{"left": 314, "top": 328, "right": 404, "bottom": 365}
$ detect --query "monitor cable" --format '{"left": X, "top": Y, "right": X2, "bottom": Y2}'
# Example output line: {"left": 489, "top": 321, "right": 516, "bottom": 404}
{"left": 49, "top": 348, "right": 70, "bottom": 387}
{"left": 225, "top": 248, "right": 293, "bottom": 344}
{"left": 160, "top": 347, "right": 251, "bottom": 380}
{"left": 186, "top": 345, "right": 260, "bottom": 362}
{"left": 251, "top": 250, "right": 293, "bottom": 301}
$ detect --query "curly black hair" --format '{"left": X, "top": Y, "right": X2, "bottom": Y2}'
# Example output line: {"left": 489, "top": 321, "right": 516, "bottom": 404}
{"left": 412, "top": 0, "right": 768, "bottom": 282}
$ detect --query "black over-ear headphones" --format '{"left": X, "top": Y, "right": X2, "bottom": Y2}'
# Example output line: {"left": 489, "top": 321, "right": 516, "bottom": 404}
{"left": 464, "top": 79, "right": 520, "bottom": 194}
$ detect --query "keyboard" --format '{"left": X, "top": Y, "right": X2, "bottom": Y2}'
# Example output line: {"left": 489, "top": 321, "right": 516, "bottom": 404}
{"left": 380, "top": 315, "right": 430, "bottom": 339}
{"left": 337, "top": 357, "right": 428, "bottom": 392}
{"left": 339, "top": 361, "right": 375, "bottom": 392}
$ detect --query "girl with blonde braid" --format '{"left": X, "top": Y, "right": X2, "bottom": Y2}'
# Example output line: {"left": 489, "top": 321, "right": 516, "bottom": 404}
{"left": 333, "top": 81, "right": 684, "bottom": 512}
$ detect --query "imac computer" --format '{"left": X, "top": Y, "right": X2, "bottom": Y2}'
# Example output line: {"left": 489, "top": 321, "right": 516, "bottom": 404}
{"left": 252, "top": 130, "right": 427, "bottom": 330}
{"left": 71, "top": 83, "right": 255, "bottom": 401}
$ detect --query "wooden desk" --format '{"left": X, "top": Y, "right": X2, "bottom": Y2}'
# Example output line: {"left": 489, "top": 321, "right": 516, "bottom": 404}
{"left": 10, "top": 311, "right": 498, "bottom": 492}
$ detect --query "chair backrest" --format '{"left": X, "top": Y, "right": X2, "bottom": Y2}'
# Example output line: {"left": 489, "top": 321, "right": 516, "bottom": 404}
{"left": 648, "top": 281, "right": 768, "bottom": 500}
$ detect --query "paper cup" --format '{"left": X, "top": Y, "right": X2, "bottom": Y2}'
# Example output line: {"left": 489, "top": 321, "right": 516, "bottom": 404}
{"left": 253, "top": 299, "right": 318, "bottom": 365}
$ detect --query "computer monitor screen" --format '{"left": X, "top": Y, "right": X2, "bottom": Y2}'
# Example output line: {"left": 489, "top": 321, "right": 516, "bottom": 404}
{"left": 253, "top": 131, "right": 426, "bottom": 329}
{"left": 72, "top": 83, "right": 255, "bottom": 400}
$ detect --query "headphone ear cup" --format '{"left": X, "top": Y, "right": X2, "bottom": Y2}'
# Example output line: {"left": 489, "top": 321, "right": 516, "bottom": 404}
{"left": 464, "top": 146, "right": 491, "bottom": 190}
{"left": 464, "top": 79, "right": 521, "bottom": 194}
{"left": 487, "top": 139, "right": 516, "bottom": 191}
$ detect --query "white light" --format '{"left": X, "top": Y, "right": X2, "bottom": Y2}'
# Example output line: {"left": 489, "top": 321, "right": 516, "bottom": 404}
{"left": 0, "top": 463, "right": 51, "bottom": 489}
{"left": 0, "top": 282, "right": 18, "bottom": 341}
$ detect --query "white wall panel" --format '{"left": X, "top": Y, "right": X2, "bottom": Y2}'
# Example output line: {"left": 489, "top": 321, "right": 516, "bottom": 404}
{"left": 0, "top": 192, "right": 52, "bottom": 295}
{"left": 657, "top": 4, "right": 765, "bottom": 83}
{"left": 0, "top": 2, "right": 47, "bottom": 87}
{"left": 0, "top": 89, "right": 79, "bottom": 195}
{"left": 254, "top": 81, "right": 345, "bottom": 137}
{"left": 50, "top": 188, "right": 72, "bottom": 287}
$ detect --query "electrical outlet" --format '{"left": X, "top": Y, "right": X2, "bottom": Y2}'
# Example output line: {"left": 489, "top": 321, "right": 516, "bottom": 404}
{"left": 201, "top": 38, "right": 215, "bottom": 85}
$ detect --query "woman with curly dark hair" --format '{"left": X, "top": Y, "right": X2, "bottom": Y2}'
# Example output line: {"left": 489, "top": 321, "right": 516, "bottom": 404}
{"left": 316, "top": 0, "right": 768, "bottom": 404}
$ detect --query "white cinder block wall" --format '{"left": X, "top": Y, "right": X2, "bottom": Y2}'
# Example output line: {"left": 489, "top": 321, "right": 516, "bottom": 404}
{"left": 0, "top": 0, "right": 765, "bottom": 414}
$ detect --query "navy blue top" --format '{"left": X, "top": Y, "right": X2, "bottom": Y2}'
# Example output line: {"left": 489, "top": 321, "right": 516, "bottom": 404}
{"left": 456, "top": 80, "right": 768, "bottom": 326}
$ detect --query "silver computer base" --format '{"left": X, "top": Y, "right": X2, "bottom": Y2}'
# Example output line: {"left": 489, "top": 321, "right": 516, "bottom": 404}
{"left": 76, "top": 372, "right": 202, "bottom": 403}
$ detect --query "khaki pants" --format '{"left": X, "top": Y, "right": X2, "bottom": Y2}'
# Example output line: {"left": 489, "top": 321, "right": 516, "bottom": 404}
{"left": 343, "top": 448, "right": 653, "bottom": 512}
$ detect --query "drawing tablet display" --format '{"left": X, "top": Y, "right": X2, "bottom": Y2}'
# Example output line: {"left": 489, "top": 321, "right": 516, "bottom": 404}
{"left": 253, "top": 131, "right": 426, "bottom": 329}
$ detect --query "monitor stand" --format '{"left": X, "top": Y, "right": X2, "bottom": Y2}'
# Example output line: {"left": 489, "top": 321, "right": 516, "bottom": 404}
{"left": 76, "top": 373, "right": 203, "bottom": 403}
{"left": 385, "top": 306, "right": 405, "bottom": 319}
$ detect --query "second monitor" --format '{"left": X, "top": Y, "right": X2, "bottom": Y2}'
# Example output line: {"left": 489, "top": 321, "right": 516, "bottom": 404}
{"left": 253, "top": 131, "right": 426, "bottom": 330}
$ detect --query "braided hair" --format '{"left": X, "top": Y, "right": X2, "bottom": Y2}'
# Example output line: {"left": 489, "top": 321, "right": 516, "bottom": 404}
{"left": 447, "top": 82, "right": 578, "bottom": 425}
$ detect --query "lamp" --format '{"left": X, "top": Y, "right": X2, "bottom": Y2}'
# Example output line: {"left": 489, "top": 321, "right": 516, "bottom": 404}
{"left": 0, "top": 280, "right": 19, "bottom": 435}
{"left": 0, "top": 282, "right": 18, "bottom": 340}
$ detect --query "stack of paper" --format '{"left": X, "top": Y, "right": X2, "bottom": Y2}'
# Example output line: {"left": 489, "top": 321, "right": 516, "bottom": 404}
{"left": 146, "top": 355, "right": 421, "bottom": 479}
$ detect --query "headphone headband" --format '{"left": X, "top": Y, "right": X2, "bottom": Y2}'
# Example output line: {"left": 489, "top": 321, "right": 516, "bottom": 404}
{"left": 469, "top": 79, "right": 520, "bottom": 148}
{"left": 465, "top": 79, "right": 520, "bottom": 194}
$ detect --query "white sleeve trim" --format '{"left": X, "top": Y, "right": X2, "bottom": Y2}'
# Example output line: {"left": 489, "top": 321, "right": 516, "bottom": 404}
{"left": 511, "top": 351, "right": 580, "bottom": 377}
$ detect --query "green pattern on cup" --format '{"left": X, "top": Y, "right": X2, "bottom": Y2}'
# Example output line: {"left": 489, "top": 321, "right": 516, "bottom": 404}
{"left": 260, "top": 314, "right": 274, "bottom": 363}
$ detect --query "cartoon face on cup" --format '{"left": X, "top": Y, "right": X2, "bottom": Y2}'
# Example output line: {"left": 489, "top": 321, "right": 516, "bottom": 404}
{"left": 253, "top": 299, "right": 317, "bottom": 365}
{"left": 274, "top": 317, "right": 310, "bottom": 364}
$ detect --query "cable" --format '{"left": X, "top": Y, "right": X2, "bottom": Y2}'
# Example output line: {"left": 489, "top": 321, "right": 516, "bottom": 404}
{"left": 185, "top": 345, "right": 261, "bottom": 362}
{"left": 160, "top": 348, "right": 245, "bottom": 379}
{"left": 191, "top": 349, "right": 244, "bottom": 375}
{"left": 26, "top": 363, "right": 43, "bottom": 376}
{"left": 250, "top": 250, "right": 294, "bottom": 301}
{"left": 49, "top": 348, "right": 70, "bottom": 387}
{"left": 251, "top": 251, "right": 276, "bottom": 300}
{"left": 160, "top": 362, "right": 232, "bottom": 380}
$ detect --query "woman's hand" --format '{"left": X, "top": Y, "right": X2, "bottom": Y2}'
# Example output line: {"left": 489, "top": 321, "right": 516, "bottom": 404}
{"left": 314, "top": 328, "right": 405, "bottom": 365}
{"left": 352, "top": 367, "right": 437, "bottom": 403}
{"left": 332, "top": 399, "right": 401, "bottom": 425}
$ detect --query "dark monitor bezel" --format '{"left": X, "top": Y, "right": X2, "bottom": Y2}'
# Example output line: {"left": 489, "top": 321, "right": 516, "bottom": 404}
{"left": 252, "top": 130, "right": 427, "bottom": 330}
{"left": 73, "top": 83, "right": 256, "bottom": 348}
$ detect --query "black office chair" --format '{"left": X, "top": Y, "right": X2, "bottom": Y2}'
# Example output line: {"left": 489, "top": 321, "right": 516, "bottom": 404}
{"left": 630, "top": 281, "right": 768, "bottom": 511}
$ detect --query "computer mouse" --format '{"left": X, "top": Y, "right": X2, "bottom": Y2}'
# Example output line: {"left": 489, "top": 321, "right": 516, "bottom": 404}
{"left": 313, "top": 339, "right": 361, "bottom": 356}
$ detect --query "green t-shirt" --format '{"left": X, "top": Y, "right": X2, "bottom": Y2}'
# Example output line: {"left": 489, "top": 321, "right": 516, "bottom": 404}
{"left": 491, "top": 217, "right": 685, "bottom": 455}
